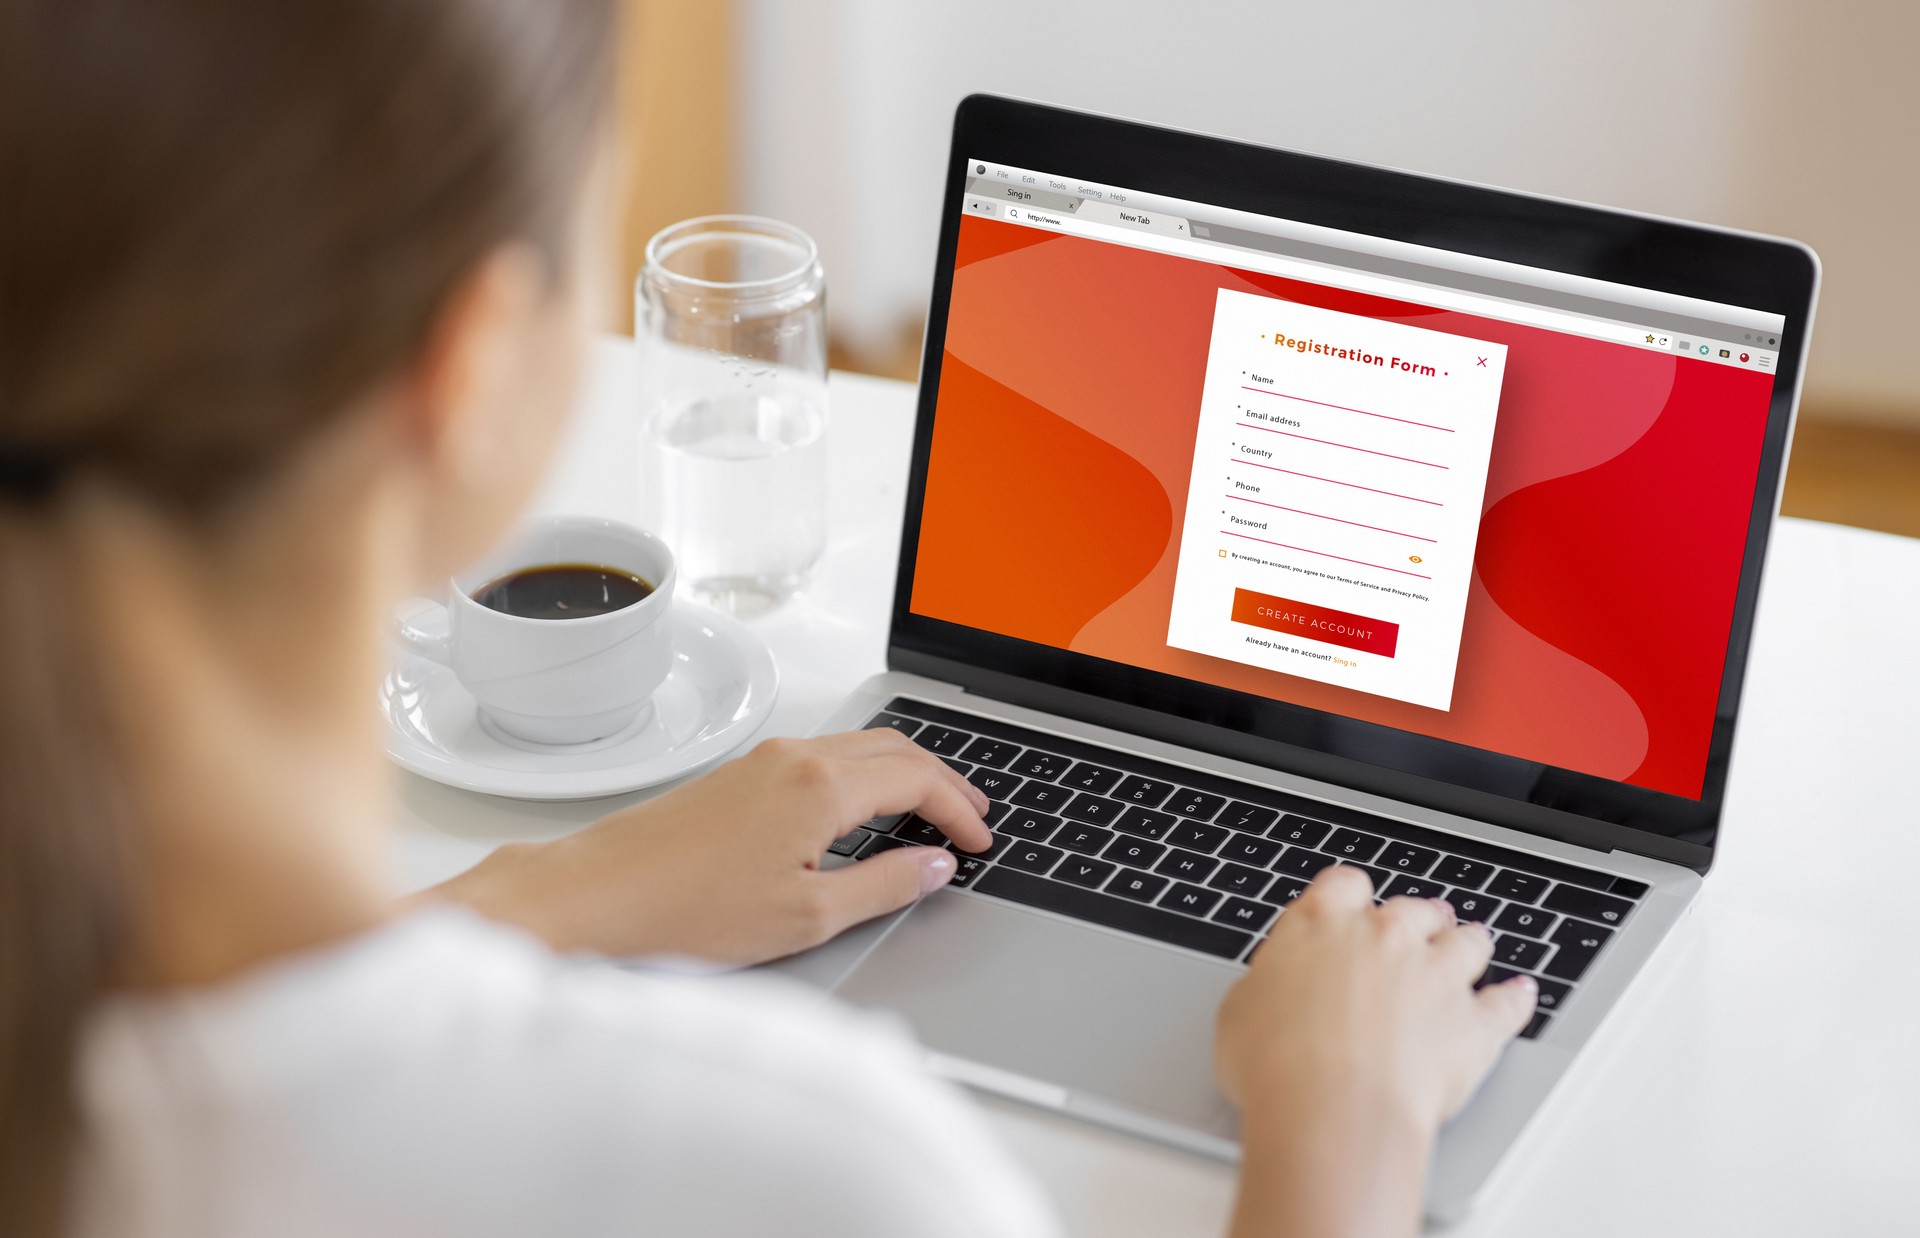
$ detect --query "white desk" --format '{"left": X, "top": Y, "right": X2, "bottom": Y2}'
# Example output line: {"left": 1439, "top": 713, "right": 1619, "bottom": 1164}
{"left": 395, "top": 339, "right": 1920, "bottom": 1236}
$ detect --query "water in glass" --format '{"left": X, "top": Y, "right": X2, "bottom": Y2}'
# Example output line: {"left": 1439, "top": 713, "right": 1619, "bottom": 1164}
{"left": 642, "top": 364, "right": 826, "bottom": 615}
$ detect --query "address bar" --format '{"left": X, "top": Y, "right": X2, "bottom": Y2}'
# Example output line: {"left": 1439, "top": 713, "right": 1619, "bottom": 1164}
{"left": 1000, "top": 204, "right": 1652, "bottom": 349}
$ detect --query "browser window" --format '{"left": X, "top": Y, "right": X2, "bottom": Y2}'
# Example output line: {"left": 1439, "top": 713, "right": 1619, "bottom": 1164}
{"left": 913, "top": 161, "right": 1783, "bottom": 799}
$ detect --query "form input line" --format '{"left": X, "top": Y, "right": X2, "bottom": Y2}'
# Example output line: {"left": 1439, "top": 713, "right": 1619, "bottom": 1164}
{"left": 1240, "top": 386, "right": 1454, "bottom": 432}
{"left": 1225, "top": 493, "right": 1437, "bottom": 543}
{"left": 1238, "top": 422, "right": 1450, "bottom": 469}
{"left": 1231, "top": 458, "right": 1443, "bottom": 506}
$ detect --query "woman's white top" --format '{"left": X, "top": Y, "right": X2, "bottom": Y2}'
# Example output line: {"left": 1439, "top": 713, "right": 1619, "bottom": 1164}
{"left": 73, "top": 909, "right": 1062, "bottom": 1238}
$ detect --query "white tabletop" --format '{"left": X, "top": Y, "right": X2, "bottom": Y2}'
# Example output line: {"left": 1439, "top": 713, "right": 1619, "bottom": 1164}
{"left": 394, "top": 338, "right": 1920, "bottom": 1236}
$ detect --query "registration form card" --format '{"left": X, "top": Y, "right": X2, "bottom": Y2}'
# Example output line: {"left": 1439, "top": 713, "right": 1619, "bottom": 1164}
{"left": 1166, "top": 288, "right": 1508, "bottom": 711}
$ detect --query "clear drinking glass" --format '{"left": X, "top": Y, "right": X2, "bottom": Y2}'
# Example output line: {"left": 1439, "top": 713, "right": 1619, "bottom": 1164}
{"left": 637, "top": 216, "right": 828, "bottom": 616}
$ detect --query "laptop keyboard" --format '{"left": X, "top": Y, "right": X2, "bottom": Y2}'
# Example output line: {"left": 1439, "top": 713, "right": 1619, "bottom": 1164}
{"left": 829, "top": 699, "right": 1650, "bottom": 1041}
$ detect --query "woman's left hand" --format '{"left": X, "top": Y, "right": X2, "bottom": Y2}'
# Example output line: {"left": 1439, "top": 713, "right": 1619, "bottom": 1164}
{"left": 426, "top": 728, "right": 993, "bottom": 965}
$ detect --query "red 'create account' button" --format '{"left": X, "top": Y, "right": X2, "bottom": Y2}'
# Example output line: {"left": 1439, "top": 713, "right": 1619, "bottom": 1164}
{"left": 1230, "top": 588, "right": 1399, "bottom": 658}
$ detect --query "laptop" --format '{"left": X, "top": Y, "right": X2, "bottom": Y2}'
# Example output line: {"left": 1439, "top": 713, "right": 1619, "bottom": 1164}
{"left": 767, "top": 94, "right": 1818, "bottom": 1219}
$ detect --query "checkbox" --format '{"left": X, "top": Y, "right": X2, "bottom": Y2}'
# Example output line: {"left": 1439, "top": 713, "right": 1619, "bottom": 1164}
{"left": 1218, "top": 549, "right": 1228, "bottom": 557}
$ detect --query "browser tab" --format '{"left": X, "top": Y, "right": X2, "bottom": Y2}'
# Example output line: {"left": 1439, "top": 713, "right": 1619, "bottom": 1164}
{"left": 966, "top": 178, "right": 1081, "bottom": 212}
{"left": 1077, "top": 200, "right": 1188, "bottom": 238}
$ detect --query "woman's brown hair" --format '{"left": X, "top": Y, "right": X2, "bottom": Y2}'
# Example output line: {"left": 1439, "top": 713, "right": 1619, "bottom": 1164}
{"left": 0, "top": 1, "right": 614, "bottom": 1230}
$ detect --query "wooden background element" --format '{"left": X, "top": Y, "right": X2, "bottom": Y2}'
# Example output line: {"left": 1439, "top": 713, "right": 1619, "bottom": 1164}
{"left": 613, "top": 0, "right": 737, "bottom": 333}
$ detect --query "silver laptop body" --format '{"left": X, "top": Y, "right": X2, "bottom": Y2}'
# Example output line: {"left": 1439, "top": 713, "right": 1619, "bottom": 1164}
{"left": 766, "top": 95, "right": 1817, "bottom": 1220}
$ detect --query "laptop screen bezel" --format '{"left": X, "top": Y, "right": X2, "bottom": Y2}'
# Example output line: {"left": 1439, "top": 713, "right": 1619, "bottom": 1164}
{"left": 887, "top": 94, "right": 1818, "bottom": 873}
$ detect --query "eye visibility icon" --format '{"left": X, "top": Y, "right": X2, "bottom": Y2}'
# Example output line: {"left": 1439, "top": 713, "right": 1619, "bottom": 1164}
{"left": 1408, "top": 555, "right": 1424, "bottom": 564}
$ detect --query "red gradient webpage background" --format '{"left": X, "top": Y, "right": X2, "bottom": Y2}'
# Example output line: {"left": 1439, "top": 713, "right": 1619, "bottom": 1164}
{"left": 909, "top": 217, "right": 1776, "bottom": 798}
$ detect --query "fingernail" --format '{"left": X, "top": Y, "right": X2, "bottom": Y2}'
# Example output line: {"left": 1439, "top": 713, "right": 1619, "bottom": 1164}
{"left": 917, "top": 850, "right": 956, "bottom": 894}
{"left": 1510, "top": 975, "right": 1538, "bottom": 995}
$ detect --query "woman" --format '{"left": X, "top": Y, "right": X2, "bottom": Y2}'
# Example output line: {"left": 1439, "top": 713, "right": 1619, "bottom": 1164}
{"left": 0, "top": 2, "right": 1537, "bottom": 1235}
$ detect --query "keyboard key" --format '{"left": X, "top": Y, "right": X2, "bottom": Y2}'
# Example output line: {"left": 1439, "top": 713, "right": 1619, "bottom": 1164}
{"left": 1053, "top": 823, "right": 1115, "bottom": 855}
{"left": 1533, "top": 976, "right": 1572, "bottom": 1012}
{"left": 1112, "top": 775, "right": 1176, "bottom": 808}
{"left": 1376, "top": 844, "right": 1439, "bottom": 876}
{"left": 966, "top": 767, "right": 1021, "bottom": 800}
{"left": 958, "top": 738, "right": 1021, "bottom": 769}
{"left": 1009, "top": 781, "right": 1076, "bottom": 813}
{"left": 1060, "top": 762, "right": 1123, "bottom": 794}
{"left": 1609, "top": 876, "right": 1650, "bottom": 899}
{"left": 1062, "top": 793, "right": 1125, "bottom": 826}
{"left": 952, "top": 833, "right": 1011, "bottom": 861}
{"left": 1113, "top": 807, "right": 1176, "bottom": 840}
{"left": 1432, "top": 856, "right": 1495, "bottom": 889}
{"left": 913, "top": 725, "right": 973, "bottom": 756}
{"left": 1266, "top": 875, "right": 1309, "bottom": 904}
{"left": 1001, "top": 841, "right": 1064, "bottom": 876}
{"left": 827, "top": 828, "right": 871, "bottom": 857}
{"left": 1009, "top": 749, "right": 1073, "bottom": 781}
{"left": 1444, "top": 890, "right": 1502, "bottom": 923}
{"left": 1474, "top": 963, "right": 1520, "bottom": 989}
{"left": 861, "top": 835, "right": 911, "bottom": 858}
{"left": 1273, "top": 847, "right": 1337, "bottom": 879}
{"left": 1343, "top": 863, "right": 1392, "bottom": 892}
{"left": 1488, "top": 870, "right": 1550, "bottom": 904}
{"left": 1493, "top": 905, "right": 1558, "bottom": 939}
{"left": 973, "top": 867, "right": 1252, "bottom": 960}
{"left": 1159, "top": 882, "right": 1223, "bottom": 916}
{"left": 1219, "top": 834, "right": 1283, "bottom": 867}
{"left": 1543, "top": 918, "right": 1613, "bottom": 982}
{"left": 1493, "top": 934, "right": 1549, "bottom": 970}
{"left": 1221, "top": 802, "right": 1282, "bottom": 834}
{"left": 895, "top": 817, "right": 951, "bottom": 847}
{"left": 998, "top": 809, "right": 1061, "bottom": 842}
{"left": 1542, "top": 883, "right": 1635, "bottom": 927}
{"left": 1381, "top": 875, "right": 1447, "bottom": 901}
{"left": 1520, "top": 1010, "right": 1551, "bottom": 1040}
{"left": 1154, "top": 848, "right": 1220, "bottom": 882}
{"left": 1321, "top": 828, "right": 1386, "bottom": 863}
{"left": 867, "top": 712, "right": 922, "bottom": 737}
{"left": 1108, "top": 870, "right": 1170, "bottom": 903}
{"left": 949, "top": 854, "right": 990, "bottom": 888}
{"left": 1551, "top": 915, "right": 1613, "bottom": 949}
{"left": 863, "top": 813, "right": 909, "bottom": 836}
{"left": 982, "top": 800, "right": 1012, "bottom": 826}
{"left": 1102, "top": 836, "right": 1167, "bottom": 869}
{"left": 1166, "top": 790, "right": 1227, "bottom": 820}
{"left": 1167, "top": 821, "right": 1230, "bottom": 853}
{"left": 1206, "top": 863, "right": 1274, "bottom": 899}
{"left": 1212, "top": 897, "right": 1278, "bottom": 933}
{"left": 1056, "top": 856, "right": 1116, "bottom": 889}
{"left": 1269, "top": 815, "right": 1332, "bottom": 847}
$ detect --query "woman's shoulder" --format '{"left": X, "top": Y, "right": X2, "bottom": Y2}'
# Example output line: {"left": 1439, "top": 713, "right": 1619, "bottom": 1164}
{"left": 77, "top": 909, "right": 1059, "bottom": 1238}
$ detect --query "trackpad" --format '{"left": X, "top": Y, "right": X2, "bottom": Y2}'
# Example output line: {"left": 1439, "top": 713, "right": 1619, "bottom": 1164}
{"left": 836, "top": 889, "right": 1239, "bottom": 1132}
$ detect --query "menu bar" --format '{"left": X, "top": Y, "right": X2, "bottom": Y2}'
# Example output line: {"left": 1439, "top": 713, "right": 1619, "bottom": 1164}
{"left": 969, "top": 158, "right": 1787, "bottom": 340}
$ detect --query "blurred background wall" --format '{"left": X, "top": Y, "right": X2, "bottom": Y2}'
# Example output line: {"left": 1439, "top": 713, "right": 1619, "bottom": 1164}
{"left": 619, "top": 0, "right": 1920, "bottom": 535}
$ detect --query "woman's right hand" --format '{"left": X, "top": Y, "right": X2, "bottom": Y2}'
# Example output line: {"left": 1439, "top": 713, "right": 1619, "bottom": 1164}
{"left": 1215, "top": 865, "right": 1536, "bottom": 1238}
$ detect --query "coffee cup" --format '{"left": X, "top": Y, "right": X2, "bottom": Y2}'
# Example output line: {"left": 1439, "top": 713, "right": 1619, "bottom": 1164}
{"left": 394, "top": 516, "right": 676, "bottom": 745}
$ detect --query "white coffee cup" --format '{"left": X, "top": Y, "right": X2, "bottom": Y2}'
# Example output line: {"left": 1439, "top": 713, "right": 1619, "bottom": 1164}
{"left": 395, "top": 516, "right": 676, "bottom": 746}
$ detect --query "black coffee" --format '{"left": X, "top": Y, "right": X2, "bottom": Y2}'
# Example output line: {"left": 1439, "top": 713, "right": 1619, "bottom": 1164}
{"left": 472, "top": 563, "right": 653, "bottom": 620}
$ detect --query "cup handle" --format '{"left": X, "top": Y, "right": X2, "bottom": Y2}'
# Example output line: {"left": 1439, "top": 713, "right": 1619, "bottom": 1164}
{"left": 393, "top": 596, "right": 452, "bottom": 665}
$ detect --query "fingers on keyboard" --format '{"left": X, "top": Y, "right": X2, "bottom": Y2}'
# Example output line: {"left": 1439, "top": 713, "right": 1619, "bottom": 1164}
{"left": 864, "top": 705, "right": 1647, "bottom": 1028}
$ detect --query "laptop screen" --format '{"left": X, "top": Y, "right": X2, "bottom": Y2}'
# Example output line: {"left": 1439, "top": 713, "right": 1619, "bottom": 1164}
{"left": 906, "top": 159, "right": 1788, "bottom": 803}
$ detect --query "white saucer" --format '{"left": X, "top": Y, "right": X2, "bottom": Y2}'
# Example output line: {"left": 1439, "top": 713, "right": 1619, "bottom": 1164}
{"left": 380, "top": 603, "right": 778, "bottom": 800}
